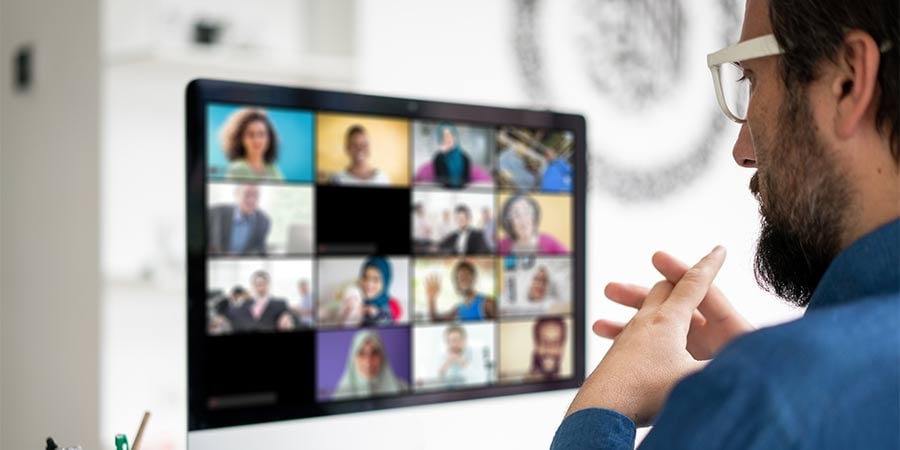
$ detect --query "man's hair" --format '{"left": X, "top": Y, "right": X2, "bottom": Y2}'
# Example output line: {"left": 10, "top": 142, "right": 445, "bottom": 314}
{"left": 444, "top": 325, "right": 466, "bottom": 340}
{"left": 230, "top": 286, "right": 247, "bottom": 297}
{"left": 769, "top": 0, "right": 899, "bottom": 160}
{"left": 455, "top": 204, "right": 471, "bottom": 218}
{"left": 251, "top": 270, "right": 270, "bottom": 283}
{"left": 533, "top": 317, "right": 566, "bottom": 343}
{"left": 453, "top": 260, "right": 477, "bottom": 278}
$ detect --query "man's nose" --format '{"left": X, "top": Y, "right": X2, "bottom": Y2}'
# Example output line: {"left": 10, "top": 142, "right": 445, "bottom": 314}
{"left": 732, "top": 123, "right": 757, "bottom": 168}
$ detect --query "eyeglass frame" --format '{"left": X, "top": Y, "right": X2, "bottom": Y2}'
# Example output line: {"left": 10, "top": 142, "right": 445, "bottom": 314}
{"left": 708, "top": 33, "right": 895, "bottom": 124}
{"left": 707, "top": 34, "right": 784, "bottom": 124}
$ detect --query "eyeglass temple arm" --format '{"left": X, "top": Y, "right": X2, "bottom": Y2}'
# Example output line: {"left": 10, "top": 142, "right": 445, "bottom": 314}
{"left": 707, "top": 34, "right": 783, "bottom": 68}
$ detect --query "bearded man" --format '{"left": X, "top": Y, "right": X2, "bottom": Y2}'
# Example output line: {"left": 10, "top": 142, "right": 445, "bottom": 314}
{"left": 553, "top": 0, "right": 899, "bottom": 448}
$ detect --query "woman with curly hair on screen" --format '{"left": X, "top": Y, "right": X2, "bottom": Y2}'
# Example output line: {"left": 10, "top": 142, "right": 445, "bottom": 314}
{"left": 220, "top": 108, "right": 284, "bottom": 180}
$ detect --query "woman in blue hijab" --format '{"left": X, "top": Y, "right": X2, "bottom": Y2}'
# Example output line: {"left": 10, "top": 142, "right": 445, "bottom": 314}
{"left": 413, "top": 123, "right": 494, "bottom": 187}
{"left": 359, "top": 256, "right": 396, "bottom": 326}
{"left": 433, "top": 123, "right": 470, "bottom": 188}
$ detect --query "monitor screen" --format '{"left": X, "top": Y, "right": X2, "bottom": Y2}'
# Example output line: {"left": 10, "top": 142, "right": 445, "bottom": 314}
{"left": 186, "top": 79, "right": 587, "bottom": 430}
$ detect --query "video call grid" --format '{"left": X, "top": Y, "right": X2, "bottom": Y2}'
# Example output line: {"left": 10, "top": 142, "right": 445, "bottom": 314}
{"left": 203, "top": 101, "right": 577, "bottom": 403}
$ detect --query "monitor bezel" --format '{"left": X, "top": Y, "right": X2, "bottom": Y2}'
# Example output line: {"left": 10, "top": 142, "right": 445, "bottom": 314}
{"left": 186, "top": 78, "right": 587, "bottom": 430}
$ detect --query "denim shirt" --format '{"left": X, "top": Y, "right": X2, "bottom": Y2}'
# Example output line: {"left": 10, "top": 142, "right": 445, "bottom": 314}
{"left": 228, "top": 206, "right": 254, "bottom": 253}
{"left": 552, "top": 220, "right": 900, "bottom": 450}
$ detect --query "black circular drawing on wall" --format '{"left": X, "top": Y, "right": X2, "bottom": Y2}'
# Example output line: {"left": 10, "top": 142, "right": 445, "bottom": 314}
{"left": 513, "top": 0, "right": 742, "bottom": 202}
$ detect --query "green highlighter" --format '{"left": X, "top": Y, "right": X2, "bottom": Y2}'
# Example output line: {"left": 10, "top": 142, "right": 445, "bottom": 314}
{"left": 115, "top": 434, "right": 130, "bottom": 450}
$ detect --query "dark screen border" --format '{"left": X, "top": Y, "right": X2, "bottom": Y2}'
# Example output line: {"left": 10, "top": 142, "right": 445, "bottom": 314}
{"left": 186, "top": 79, "right": 587, "bottom": 430}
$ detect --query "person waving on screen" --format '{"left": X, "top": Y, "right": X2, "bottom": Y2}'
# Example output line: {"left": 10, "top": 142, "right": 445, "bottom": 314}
{"left": 426, "top": 260, "right": 496, "bottom": 322}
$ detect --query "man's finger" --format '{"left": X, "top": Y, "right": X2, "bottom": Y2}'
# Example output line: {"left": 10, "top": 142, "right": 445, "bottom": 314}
{"left": 691, "top": 359, "right": 710, "bottom": 372}
{"left": 690, "top": 310, "right": 708, "bottom": 328}
{"left": 652, "top": 251, "right": 736, "bottom": 322}
{"left": 592, "top": 319, "right": 625, "bottom": 339}
{"left": 642, "top": 280, "right": 675, "bottom": 309}
{"left": 592, "top": 310, "right": 706, "bottom": 339}
{"left": 604, "top": 282, "right": 649, "bottom": 309}
{"left": 663, "top": 246, "right": 727, "bottom": 319}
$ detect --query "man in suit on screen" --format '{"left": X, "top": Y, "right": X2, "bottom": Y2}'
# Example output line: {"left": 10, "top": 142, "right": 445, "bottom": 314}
{"left": 208, "top": 184, "right": 271, "bottom": 255}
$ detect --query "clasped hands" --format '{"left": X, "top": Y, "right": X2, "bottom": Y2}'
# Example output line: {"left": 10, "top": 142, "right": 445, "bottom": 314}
{"left": 566, "top": 247, "right": 754, "bottom": 426}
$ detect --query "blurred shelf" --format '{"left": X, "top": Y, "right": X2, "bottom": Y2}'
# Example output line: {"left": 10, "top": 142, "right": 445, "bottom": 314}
{"left": 104, "top": 45, "right": 356, "bottom": 85}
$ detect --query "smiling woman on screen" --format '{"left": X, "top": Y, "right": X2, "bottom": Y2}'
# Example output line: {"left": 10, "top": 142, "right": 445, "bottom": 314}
{"left": 220, "top": 108, "right": 284, "bottom": 181}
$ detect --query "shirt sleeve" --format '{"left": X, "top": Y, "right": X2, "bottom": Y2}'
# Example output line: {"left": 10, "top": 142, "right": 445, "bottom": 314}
{"left": 550, "top": 408, "right": 636, "bottom": 450}
{"left": 550, "top": 347, "right": 798, "bottom": 450}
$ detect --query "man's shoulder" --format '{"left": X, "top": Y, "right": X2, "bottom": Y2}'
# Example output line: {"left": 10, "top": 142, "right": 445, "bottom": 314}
{"left": 723, "top": 293, "right": 899, "bottom": 369}
{"left": 694, "top": 293, "right": 899, "bottom": 418}
{"left": 209, "top": 204, "right": 231, "bottom": 216}
{"left": 675, "top": 294, "right": 900, "bottom": 448}
{"left": 253, "top": 209, "right": 270, "bottom": 224}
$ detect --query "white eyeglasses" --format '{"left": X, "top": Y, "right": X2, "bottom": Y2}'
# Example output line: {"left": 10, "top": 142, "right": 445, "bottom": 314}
{"left": 707, "top": 34, "right": 784, "bottom": 123}
{"left": 708, "top": 33, "right": 895, "bottom": 123}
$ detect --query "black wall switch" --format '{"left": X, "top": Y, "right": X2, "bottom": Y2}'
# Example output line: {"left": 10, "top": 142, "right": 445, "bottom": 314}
{"left": 14, "top": 45, "right": 33, "bottom": 92}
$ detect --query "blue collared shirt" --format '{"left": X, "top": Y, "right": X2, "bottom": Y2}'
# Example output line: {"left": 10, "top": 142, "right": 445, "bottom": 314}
{"left": 552, "top": 220, "right": 900, "bottom": 450}
{"left": 228, "top": 206, "right": 255, "bottom": 253}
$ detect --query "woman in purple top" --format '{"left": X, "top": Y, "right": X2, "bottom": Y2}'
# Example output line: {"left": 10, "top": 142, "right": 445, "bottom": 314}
{"left": 413, "top": 123, "right": 493, "bottom": 188}
{"left": 498, "top": 195, "right": 569, "bottom": 255}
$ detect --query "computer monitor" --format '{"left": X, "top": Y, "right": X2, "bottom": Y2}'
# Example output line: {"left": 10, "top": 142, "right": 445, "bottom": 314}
{"left": 186, "top": 79, "right": 587, "bottom": 434}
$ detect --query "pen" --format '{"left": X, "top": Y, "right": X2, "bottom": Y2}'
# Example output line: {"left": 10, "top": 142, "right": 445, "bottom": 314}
{"left": 132, "top": 411, "right": 151, "bottom": 450}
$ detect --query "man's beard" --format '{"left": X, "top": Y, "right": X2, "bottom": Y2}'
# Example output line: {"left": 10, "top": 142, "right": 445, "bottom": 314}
{"left": 751, "top": 84, "right": 853, "bottom": 306}
{"left": 530, "top": 352, "right": 561, "bottom": 378}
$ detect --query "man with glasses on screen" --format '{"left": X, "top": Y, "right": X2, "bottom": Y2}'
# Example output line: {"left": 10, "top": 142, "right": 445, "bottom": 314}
{"left": 552, "top": 0, "right": 898, "bottom": 449}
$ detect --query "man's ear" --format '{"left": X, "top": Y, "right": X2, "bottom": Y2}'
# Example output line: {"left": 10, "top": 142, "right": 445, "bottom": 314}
{"left": 832, "top": 30, "right": 882, "bottom": 141}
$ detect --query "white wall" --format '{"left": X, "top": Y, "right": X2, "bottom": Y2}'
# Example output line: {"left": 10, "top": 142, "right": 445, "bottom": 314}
{"left": 0, "top": 1, "right": 101, "bottom": 449}
{"left": 0, "top": 0, "right": 4, "bottom": 443}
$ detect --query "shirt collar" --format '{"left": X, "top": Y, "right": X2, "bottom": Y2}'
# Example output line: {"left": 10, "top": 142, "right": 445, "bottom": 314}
{"left": 809, "top": 219, "right": 900, "bottom": 310}
{"left": 233, "top": 205, "right": 253, "bottom": 221}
